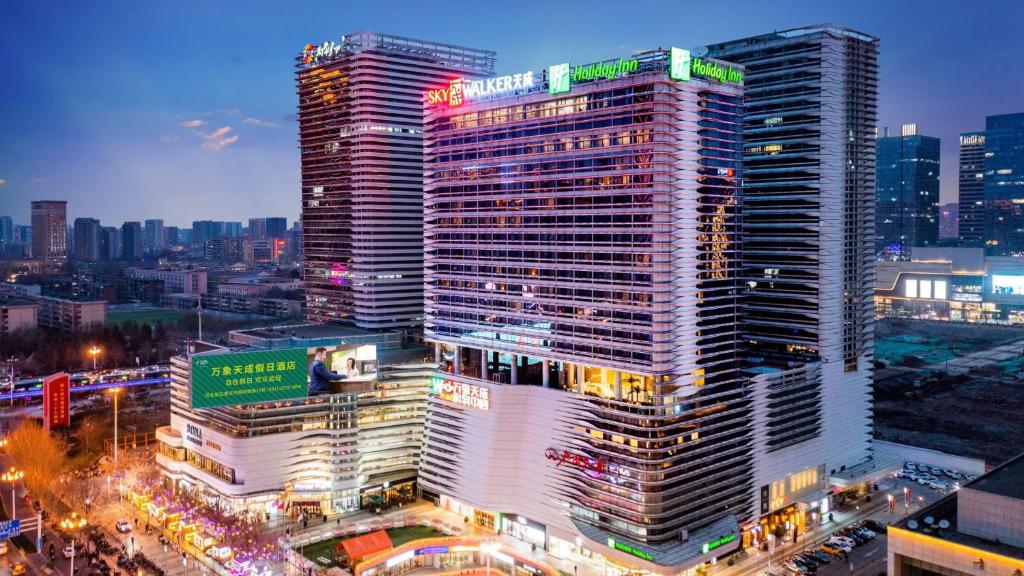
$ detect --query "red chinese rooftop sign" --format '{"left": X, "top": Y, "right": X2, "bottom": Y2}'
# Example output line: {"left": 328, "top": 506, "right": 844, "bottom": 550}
{"left": 43, "top": 372, "right": 71, "bottom": 430}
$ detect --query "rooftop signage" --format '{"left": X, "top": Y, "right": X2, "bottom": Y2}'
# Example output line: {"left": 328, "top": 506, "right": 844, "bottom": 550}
{"left": 303, "top": 40, "right": 344, "bottom": 66}
{"left": 544, "top": 448, "right": 608, "bottom": 477}
{"left": 191, "top": 348, "right": 308, "bottom": 408}
{"left": 549, "top": 57, "right": 639, "bottom": 95}
{"left": 701, "top": 533, "right": 737, "bottom": 554}
{"left": 670, "top": 47, "right": 743, "bottom": 85}
{"left": 425, "top": 72, "right": 536, "bottom": 108}
{"left": 607, "top": 538, "right": 654, "bottom": 562}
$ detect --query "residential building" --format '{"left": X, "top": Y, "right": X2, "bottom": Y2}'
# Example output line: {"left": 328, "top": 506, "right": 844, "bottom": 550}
{"left": 204, "top": 236, "right": 252, "bottom": 265}
{"left": 708, "top": 24, "right": 883, "bottom": 540}
{"left": 888, "top": 452, "right": 1024, "bottom": 576}
{"left": 958, "top": 132, "right": 986, "bottom": 246}
{"left": 145, "top": 219, "right": 165, "bottom": 254}
{"left": 192, "top": 221, "right": 225, "bottom": 246}
{"left": 126, "top": 268, "right": 208, "bottom": 294}
{"left": 100, "top": 226, "right": 121, "bottom": 261}
{"left": 155, "top": 324, "right": 433, "bottom": 516}
{"left": 37, "top": 295, "right": 106, "bottom": 332}
{"left": 224, "top": 221, "right": 243, "bottom": 238}
{"left": 876, "top": 124, "right": 940, "bottom": 255}
{"left": 121, "top": 221, "right": 144, "bottom": 261}
{"left": 0, "top": 294, "right": 37, "bottom": 335}
{"left": 421, "top": 47, "right": 749, "bottom": 575}
{"left": 0, "top": 216, "right": 13, "bottom": 250}
{"left": 247, "top": 218, "right": 266, "bottom": 240}
{"left": 983, "top": 113, "right": 1024, "bottom": 254}
{"left": 31, "top": 200, "right": 67, "bottom": 264}
{"left": 73, "top": 218, "right": 102, "bottom": 262}
{"left": 265, "top": 217, "right": 288, "bottom": 239}
{"left": 298, "top": 31, "right": 496, "bottom": 328}
{"left": 165, "top": 226, "right": 180, "bottom": 247}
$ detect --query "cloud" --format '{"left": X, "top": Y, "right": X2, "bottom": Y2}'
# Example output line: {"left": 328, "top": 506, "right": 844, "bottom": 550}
{"left": 160, "top": 134, "right": 180, "bottom": 143}
{"left": 30, "top": 177, "right": 47, "bottom": 184}
{"left": 201, "top": 126, "right": 239, "bottom": 151}
{"left": 0, "top": 178, "right": 6, "bottom": 185}
{"left": 180, "top": 119, "right": 207, "bottom": 129}
{"left": 242, "top": 117, "right": 278, "bottom": 128}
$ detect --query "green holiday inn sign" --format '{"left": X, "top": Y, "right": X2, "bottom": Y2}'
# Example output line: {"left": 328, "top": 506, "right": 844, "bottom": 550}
{"left": 549, "top": 47, "right": 741, "bottom": 95}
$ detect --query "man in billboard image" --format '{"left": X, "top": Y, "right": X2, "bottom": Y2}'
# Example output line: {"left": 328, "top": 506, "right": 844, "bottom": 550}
{"left": 309, "top": 346, "right": 346, "bottom": 394}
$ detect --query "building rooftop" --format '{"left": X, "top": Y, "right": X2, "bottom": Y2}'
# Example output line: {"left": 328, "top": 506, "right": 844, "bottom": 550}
{"left": 234, "top": 322, "right": 378, "bottom": 341}
{"left": 965, "top": 451, "right": 1024, "bottom": 500}
{"left": 894, "top": 493, "right": 1024, "bottom": 562}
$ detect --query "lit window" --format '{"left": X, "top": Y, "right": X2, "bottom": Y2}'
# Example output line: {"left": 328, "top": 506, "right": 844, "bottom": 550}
{"left": 919, "top": 280, "right": 932, "bottom": 299}
{"left": 933, "top": 280, "right": 947, "bottom": 300}
{"left": 904, "top": 279, "right": 918, "bottom": 298}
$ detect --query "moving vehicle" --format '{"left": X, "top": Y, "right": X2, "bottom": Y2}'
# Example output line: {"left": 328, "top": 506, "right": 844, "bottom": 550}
{"left": 116, "top": 519, "right": 132, "bottom": 533}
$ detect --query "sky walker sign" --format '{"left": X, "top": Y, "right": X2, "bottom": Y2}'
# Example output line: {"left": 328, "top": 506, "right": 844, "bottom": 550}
{"left": 426, "top": 72, "right": 535, "bottom": 107}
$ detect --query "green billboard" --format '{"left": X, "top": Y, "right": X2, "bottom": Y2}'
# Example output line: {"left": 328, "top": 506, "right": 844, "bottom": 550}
{"left": 191, "top": 348, "right": 309, "bottom": 408}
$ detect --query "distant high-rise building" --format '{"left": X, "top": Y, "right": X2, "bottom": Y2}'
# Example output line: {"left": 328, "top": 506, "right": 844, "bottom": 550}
{"left": 876, "top": 123, "right": 940, "bottom": 255}
{"left": 121, "top": 221, "right": 144, "bottom": 261}
{"left": 73, "top": 218, "right": 102, "bottom": 262}
{"left": 30, "top": 200, "right": 67, "bottom": 263}
{"left": 247, "top": 218, "right": 267, "bottom": 240}
{"left": 191, "top": 221, "right": 224, "bottom": 246}
{"left": 298, "top": 31, "right": 496, "bottom": 328}
{"left": 165, "top": 226, "right": 180, "bottom": 246}
{"left": 99, "top": 226, "right": 120, "bottom": 261}
{"left": 0, "top": 216, "right": 13, "bottom": 248}
{"left": 224, "top": 221, "right": 242, "bottom": 238}
{"left": 939, "top": 203, "right": 959, "bottom": 239}
{"left": 144, "top": 219, "right": 165, "bottom": 254}
{"left": 958, "top": 132, "right": 987, "bottom": 246}
{"left": 265, "top": 217, "right": 287, "bottom": 239}
{"left": 983, "top": 113, "right": 1024, "bottom": 254}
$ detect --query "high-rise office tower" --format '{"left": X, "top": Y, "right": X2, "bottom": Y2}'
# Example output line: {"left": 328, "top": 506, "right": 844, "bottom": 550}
{"left": 224, "top": 221, "right": 242, "bottom": 238}
{"left": 165, "top": 226, "right": 180, "bottom": 247}
{"left": 707, "top": 24, "right": 879, "bottom": 520}
{"left": 144, "top": 219, "right": 165, "bottom": 254}
{"left": 100, "top": 227, "right": 120, "bottom": 261}
{"left": 0, "top": 216, "right": 12, "bottom": 249}
{"left": 957, "top": 132, "right": 986, "bottom": 246}
{"left": 30, "top": 200, "right": 67, "bottom": 263}
{"left": 191, "top": 220, "right": 224, "bottom": 246}
{"left": 121, "top": 221, "right": 144, "bottom": 261}
{"left": 298, "top": 32, "right": 495, "bottom": 328}
{"left": 420, "top": 48, "right": 748, "bottom": 573}
{"left": 248, "top": 218, "right": 267, "bottom": 240}
{"left": 73, "top": 218, "right": 102, "bottom": 262}
{"left": 939, "top": 203, "right": 959, "bottom": 240}
{"left": 875, "top": 124, "right": 940, "bottom": 255}
{"left": 265, "top": 217, "right": 287, "bottom": 240}
{"left": 983, "top": 113, "right": 1024, "bottom": 254}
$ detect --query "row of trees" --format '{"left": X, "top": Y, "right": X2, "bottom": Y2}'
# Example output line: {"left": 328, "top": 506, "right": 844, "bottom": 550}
{"left": 0, "top": 321, "right": 173, "bottom": 376}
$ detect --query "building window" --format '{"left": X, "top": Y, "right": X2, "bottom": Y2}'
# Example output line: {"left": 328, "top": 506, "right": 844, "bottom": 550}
{"left": 905, "top": 279, "right": 918, "bottom": 298}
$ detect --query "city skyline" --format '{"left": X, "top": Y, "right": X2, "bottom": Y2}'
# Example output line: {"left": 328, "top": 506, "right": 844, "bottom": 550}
{"left": 2, "top": 0, "right": 1024, "bottom": 225}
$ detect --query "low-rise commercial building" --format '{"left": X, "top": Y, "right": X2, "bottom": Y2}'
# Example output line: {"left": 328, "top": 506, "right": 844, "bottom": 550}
{"left": 156, "top": 324, "right": 433, "bottom": 517}
{"left": 888, "top": 452, "right": 1024, "bottom": 576}
{"left": 876, "top": 247, "right": 1024, "bottom": 323}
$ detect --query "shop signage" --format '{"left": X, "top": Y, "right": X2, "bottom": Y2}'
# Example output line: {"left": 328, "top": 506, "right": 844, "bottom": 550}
{"left": 191, "top": 348, "right": 308, "bottom": 409}
{"left": 960, "top": 134, "right": 985, "bottom": 146}
{"left": 42, "top": 373, "right": 70, "bottom": 430}
{"left": 186, "top": 423, "right": 203, "bottom": 447}
{"left": 607, "top": 538, "right": 653, "bottom": 561}
{"left": 416, "top": 546, "right": 449, "bottom": 555}
{"left": 545, "top": 448, "right": 607, "bottom": 476}
{"left": 386, "top": 550, "right": 415, "bottom": 568}
{"left": 549, "top": 57, "right": 639, "bottom": 95}
{"left": 426, "top": 72, "right": 535, "bottom": 108}
{"left": 303, "top": 40, "right": 343, "bottom": 66}
{"left": 701, "top": 533, "right": 737, "bottom": 554}
{"left": 436, "top": 379, "right": 491, "bottom": 410}
{"left": 204, "top": 439, "right": 221, "bottom": 451}
{"left": 670, "top": 47, "right": 743, "bottom": 85}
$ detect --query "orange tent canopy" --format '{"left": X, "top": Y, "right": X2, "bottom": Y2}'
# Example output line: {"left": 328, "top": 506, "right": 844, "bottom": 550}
{"left": 335, "top": 530, "right": 393, "bottom": 561}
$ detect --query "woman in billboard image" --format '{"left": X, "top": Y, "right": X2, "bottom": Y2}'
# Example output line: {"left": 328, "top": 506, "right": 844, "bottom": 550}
{"left": 344, "top": 356, "right": 361, "bottom": 378}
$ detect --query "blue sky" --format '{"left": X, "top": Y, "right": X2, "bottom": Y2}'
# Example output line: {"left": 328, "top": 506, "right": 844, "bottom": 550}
{"left": 1, "top": 0, "right": 1022, "bottom": 227}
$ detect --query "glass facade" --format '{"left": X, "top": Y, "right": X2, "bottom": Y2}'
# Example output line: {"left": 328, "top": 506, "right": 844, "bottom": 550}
{"left": 958, "top": 132, "right": 986, "bottom": 246}
{"left": 876, "top": 130, "right": 940, "bottom": 255}
{"left": 983, "top": 113, "right": 1024, "bottom": 255}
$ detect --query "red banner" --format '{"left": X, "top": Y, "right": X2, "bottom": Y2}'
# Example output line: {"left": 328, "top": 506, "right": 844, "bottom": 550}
{"left": 43, "top": 373, "right": 70, "bottom": 430}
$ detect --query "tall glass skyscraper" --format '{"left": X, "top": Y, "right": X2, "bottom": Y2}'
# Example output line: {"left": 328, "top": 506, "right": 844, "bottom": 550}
{"left": 957, "top": 132, "right": 986, "bottom": 246}
{"left": 983, "top": 113, "right": 1024, "bottom": 254}
{"left": 875, "top": 123, "right": 940, "bottom": 255}
{"left": 31, "top": 200, "right": 67, "bottom": 264}
{"left": 707, "top": 24, "right": 880, "bottom": 522}
{"left": 74, "top": 217, "right": 102, "bottom": 262}
{"left": 297, "top": 32, "right": 495, "bottom": 329}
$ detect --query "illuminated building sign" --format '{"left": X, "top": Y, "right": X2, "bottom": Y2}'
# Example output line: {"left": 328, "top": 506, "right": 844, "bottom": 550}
{"left": 960, "top": 134, "right": 985, "bottom": 146}
{"left": 426, "top": 73, "right": 535, "bottom": 107}
{"left": 43, "top": 373, "right": 70, "bottom": 430}
{"left": 670, "top": 47, "right": 743, "bottom": 85}
{"left": 549, "top": 57, "right": 639, "bottom": 95}
{"left": 435, "top": 379, "right": 491, "bottom": 410}
{"left": 186, "top": 423, "right": 203, "bottom": 447}
{"left": 607, "top": 538, "right": 654, "bottom": 561}
{"left": 416, "top": 546, "right": 450, "bottom": 556}
{"left": 191, "top": 348, "right": 309, "bottom": 408}
{"left": 545, "top": 448, "right": 607, "bottom": 477}
{"left": 303, "top": 40, "right": 343, "bottom": 66}
{"left": 701, "top": 534, "right": 737, "bottom": 554}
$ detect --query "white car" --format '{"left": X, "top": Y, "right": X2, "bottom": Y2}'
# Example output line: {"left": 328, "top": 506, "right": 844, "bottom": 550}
{"left": 929, "top": 481, "right": 947, "bottom": 491}
{"left": 827, "top": 539, "right": 852, "bottom": 553}
{"left": 116, "top": 519, "right": 132, "bottom": 533}
{"left": 832, "top": 535, "right": 857, "bottom": 547}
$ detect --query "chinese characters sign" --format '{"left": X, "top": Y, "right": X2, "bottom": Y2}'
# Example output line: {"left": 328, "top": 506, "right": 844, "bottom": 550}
{"left": 43, "top": 373, "right": 70, "bottom": 430}
{"left": 191, "top": 348, "right": 308, "bottom": 408}
{"left": 545, "top": 448, "right": 608, "bottom": 477}
{"left": 435, "top": 379, "right": 491, "bottom": 410}
{"left": 425, "top": 73, "right": 535, "bottom": 108}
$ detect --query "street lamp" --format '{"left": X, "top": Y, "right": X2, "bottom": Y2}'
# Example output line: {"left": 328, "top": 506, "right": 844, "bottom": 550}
{"left": 59, "top": 513, "right": 87, "bottom": 576}
{"left": 1, "top": 466, "right": 23, "bottom": 520}
{"left": 108, "top": 387, "right": 122, "bottom": 467}
{"left": 87, "top": 346, "right": 102, "bottom": 371}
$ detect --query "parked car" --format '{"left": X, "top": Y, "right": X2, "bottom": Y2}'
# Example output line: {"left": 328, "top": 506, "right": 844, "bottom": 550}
{"left": 819, "top": 544, "right": 845, "bottom": 557}
{"left": 116, "top": 519, "right": 132, "bottom": 533}
{"left": 809, "top": 549, "right": 832, "bottom": 563}
{"left": 862, "top": 519, "right": 887, "bottom": 533}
